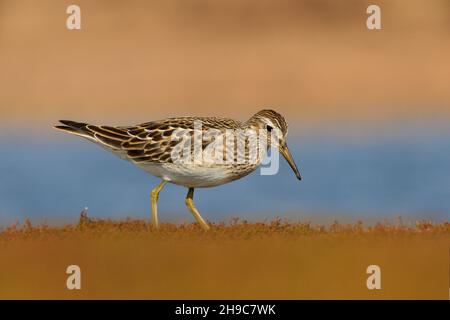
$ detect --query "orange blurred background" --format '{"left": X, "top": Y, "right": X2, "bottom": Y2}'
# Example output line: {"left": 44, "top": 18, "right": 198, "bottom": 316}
{"left": 0, "top": 0, "right": 449, "bottom": 126}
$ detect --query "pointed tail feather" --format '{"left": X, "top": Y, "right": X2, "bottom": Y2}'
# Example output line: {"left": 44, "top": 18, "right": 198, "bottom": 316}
{"left": 54, "top": 120, "right": 95, "bottom": 140}
{"left": 54, "top": 120, "right": 130, "bottom": 151}
{"left": 59, "top": 120, "right": 88, "bottom": 130}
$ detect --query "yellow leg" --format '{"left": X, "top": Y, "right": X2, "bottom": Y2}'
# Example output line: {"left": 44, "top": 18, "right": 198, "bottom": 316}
{"left": 150, "top": 180, "right": 168, "bottom": 229}
{"left": 185, "top": 188, "right": 210, "bottom": 231}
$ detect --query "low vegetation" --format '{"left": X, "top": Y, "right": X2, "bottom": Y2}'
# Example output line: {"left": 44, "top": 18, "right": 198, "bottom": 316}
{"left": 1, "top": 215, "right": 449, "bottom": 241}
{"left": 0, "top": 214, "right": 448, "bottom": 299}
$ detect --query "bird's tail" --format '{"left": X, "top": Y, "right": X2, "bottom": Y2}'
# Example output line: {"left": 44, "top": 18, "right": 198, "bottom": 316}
{"left": 54, "top": 120, "right": 96, "bottom": 141}
{"left": 54, "top": 120, "right": 133, "bottom": 159}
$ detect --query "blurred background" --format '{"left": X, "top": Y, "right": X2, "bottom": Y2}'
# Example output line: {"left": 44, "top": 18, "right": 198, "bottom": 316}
{"left": 0, "top": 0, "right": 449, "bottom": 224}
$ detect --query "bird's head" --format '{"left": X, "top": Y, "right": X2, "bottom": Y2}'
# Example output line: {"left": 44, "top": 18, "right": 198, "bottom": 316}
{"left": 247, "top": 109, "right": 302, "bottom": 180}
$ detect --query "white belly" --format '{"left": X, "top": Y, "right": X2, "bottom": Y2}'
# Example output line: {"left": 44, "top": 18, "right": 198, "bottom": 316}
{"left": 135, "top": 162, "right": 255, "bottom": 188}
{"left": 104, "top": 147, "right": 258, "bottom": 188}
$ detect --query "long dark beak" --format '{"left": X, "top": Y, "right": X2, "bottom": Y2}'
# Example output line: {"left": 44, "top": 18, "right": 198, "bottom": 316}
{"left": 279, "top": 143, "right": 302, "bottom": 180}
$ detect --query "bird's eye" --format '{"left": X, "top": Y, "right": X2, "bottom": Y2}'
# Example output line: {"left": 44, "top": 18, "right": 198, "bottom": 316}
{"left": 266, "top": 125, "right": 273, "bottom": 132}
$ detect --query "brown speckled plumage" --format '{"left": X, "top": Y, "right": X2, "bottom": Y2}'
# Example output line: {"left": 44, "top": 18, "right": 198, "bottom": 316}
{"left": 55, "top": 109, "right": 300, "bottom": 231}
{"left": 55, "top": 110, "right": 285, "bottom": 166}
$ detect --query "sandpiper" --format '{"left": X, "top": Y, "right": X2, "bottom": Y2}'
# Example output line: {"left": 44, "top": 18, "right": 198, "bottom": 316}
{"left": 55, "top": 109, "right": 301, "bottom": 230}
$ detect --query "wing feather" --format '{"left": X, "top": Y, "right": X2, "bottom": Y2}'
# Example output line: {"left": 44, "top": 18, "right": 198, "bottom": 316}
{"left": 55, "top": 117, "right": 244, "bottom": 164}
